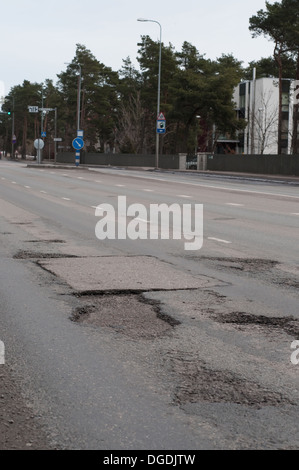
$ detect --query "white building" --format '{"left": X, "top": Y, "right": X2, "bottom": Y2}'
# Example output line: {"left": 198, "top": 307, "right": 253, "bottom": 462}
{"left": 233, "top": 74, "right": 298, "bottom": 155}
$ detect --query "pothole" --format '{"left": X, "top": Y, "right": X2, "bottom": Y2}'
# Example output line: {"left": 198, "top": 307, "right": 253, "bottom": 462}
{"left": 214, "top": 311, "right": 299, "bottom": 337}
{"left": 11, "top": 222, "right": 33, "bottom": 225}
{"left": 13, "top": 251, "right": 77, "bottom": 259}
{"left": 187, "top": 257, "right": 299, "bottom": 293}
{"left": 70, "top": 293, "right": 180, "bottom": 339}
{"left": 199, "top": 257, "right": 279, "bottom": 272}
{"left": 25, "top": 240, "right": 66, "bottom": 244}
{"left": 168, "top": 355, "right": 294, "bottom": 408}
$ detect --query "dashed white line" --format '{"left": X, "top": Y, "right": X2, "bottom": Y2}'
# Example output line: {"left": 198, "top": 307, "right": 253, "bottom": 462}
{"left": 25, "top": 186, "right": 31, "bottom": 189}
{"left": 143, "top": 189, "right": 154, "bottom": 192}
{"left": 62, "top": 197, "right": 71, "bottom": 201}
{"left": 225, "top": 203, "right": 244, "bottom": 206}
{"left": 178, "top": 194, "right": 191, "bottom": 198}
{"left": 208, "top": 237, "right": 232, "bottom": 244}
{"left": 40, "top": 190, "right": 47, "bottom": 194}
{"left": 115, "top": 184, "right": 125, "bottom": 187}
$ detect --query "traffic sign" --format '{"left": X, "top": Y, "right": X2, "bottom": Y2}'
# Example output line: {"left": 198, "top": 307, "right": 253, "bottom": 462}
{"left": 157, "top": 120, "right": 166, "bottom": 134}
{"left": 157, "top": 112, "right": 166, "bottom": 121}
{"left": 34, "top": 139, "right": 44, "bottom": 150}
{"left": 41, "top": 131, "right": 46, "bottom": 138}
{"left": 72, "top": 137, "right": 84, "bottom": 150}
{"left": 39, "top": 108, "right": 55, "bottom": 112}
{"left": 28, "top": 106, "right": 39, "bottom": 113}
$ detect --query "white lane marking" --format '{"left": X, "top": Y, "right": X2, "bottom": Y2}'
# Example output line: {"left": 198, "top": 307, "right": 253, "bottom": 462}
{"left": 62, "top": 197, "right": 71, "bottom": 201}
{"left": 178, "top": 194, "right": 191, "bottom": 198}
{"left": 110, "top": 172, "right": 299, "bottom": 200}
{"left": 77, "top": 177, "right": 84, "bottom": 180}
{"left": 25, "top": 185, "right": 31, "bottom": 189}
{"left": 143, "top": 189, "right": 154, "bottom": 192}
{"left": 291, "top": 213, "right": 299, "bottom": 216}
{"left": 1, "top": 177, "right": 6, "bottom": 180}
{"left": 208, "top": 237, "right": 232, "bottom": 244}
{"left": 115, "top": 184, "right": 125, "bottom": 187}
{"left": 225, "top": 203, "right": 244, "bottom": 206}
{"left": 40, "top": 190, "right": 47, "bottom": 194}
{"left": 11, "top": 181, "right": 17, "bottom": 184}
{"left": 95, "top": 180, "right": 102, "bottom": 183}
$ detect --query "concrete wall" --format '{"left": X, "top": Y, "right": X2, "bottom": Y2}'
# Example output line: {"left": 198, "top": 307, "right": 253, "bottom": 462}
{"left": 206, "top": 154, "right": 299, "bottom": 176}
{"left": 56, "top": 152, "right": 180, "bottom": 169}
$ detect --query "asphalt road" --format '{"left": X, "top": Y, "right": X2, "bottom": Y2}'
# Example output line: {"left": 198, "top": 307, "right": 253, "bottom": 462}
{"left": 0, "top": 160, "right": 299, "bottom": 450}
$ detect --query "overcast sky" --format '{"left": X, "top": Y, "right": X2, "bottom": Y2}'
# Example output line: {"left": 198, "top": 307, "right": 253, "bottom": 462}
{"left": 1, "top": 0, "right": 275, "bottom": 97}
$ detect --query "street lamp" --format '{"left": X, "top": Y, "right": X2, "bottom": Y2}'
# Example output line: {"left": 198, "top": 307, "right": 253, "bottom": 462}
{"left": 77, "top": 64, "right": 82, "bottom": 132}
{"left": 137, "top": 18, "right": 162, "bottom": 169}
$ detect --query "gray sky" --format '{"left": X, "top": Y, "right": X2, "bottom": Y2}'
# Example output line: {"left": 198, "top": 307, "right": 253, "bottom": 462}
{"left": 1, "top": 0, "right": 275, "bottom": 97}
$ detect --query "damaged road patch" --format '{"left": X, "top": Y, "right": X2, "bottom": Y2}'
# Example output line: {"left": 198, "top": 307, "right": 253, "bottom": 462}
{"left": 166, "top": 354, "right": 294, "bottom": 409}
{"left": 70, "top": 293, "right": 180, "bottom": 339}
{"left": 14, "top": 250, "right": 77, "bottom": 260}
{"left": 37, "top": 256, "right": 215, "bottom": 293}
{"left": 214, "top": 312, "right": 299, "bottom": 337}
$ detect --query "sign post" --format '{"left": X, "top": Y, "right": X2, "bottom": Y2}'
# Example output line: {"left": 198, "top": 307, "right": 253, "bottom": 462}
{"left": 72, "top": 137, "right": 84, "bottom": 167}
{"left": 34, "top": 138, "right": 45, "bottom": 164}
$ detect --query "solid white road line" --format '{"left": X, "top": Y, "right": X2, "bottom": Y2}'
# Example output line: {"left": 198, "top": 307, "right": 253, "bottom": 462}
{"left": 208, "top": 237, "right": 232, "bottom": 244}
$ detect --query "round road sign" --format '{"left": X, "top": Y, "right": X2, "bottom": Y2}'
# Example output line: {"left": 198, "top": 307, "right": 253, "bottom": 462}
{"left": 34, "top": 138, "right": 45, "bottom": 150}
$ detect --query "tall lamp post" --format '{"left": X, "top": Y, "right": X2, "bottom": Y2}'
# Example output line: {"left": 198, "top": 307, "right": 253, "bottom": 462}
{"left": 77, "top": 64, "right": 82, "bottom": 132}
{"left": 137, "top": 18, "right": 162, "bottom": 169}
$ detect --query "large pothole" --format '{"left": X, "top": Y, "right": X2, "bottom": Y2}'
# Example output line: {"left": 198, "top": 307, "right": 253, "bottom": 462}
{"left": 70, "top": 293, "right": 180, "bottom": 339}
{"left": 167, "top": 354, "right": 294, "bottom": 408}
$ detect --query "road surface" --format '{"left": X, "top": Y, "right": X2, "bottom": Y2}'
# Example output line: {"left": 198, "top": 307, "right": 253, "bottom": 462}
{"left": 0, "top": 160, "right": 298, "bottom": 450}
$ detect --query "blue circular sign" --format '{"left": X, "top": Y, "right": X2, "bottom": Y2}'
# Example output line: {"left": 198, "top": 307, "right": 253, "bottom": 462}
{"left": 72, "top": 137, "right": 84, "bottom": 150}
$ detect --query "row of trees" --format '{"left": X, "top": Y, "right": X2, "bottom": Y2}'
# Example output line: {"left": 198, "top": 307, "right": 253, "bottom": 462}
{"left": 1, "top": 0, "right": 299, "bottom": 157}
